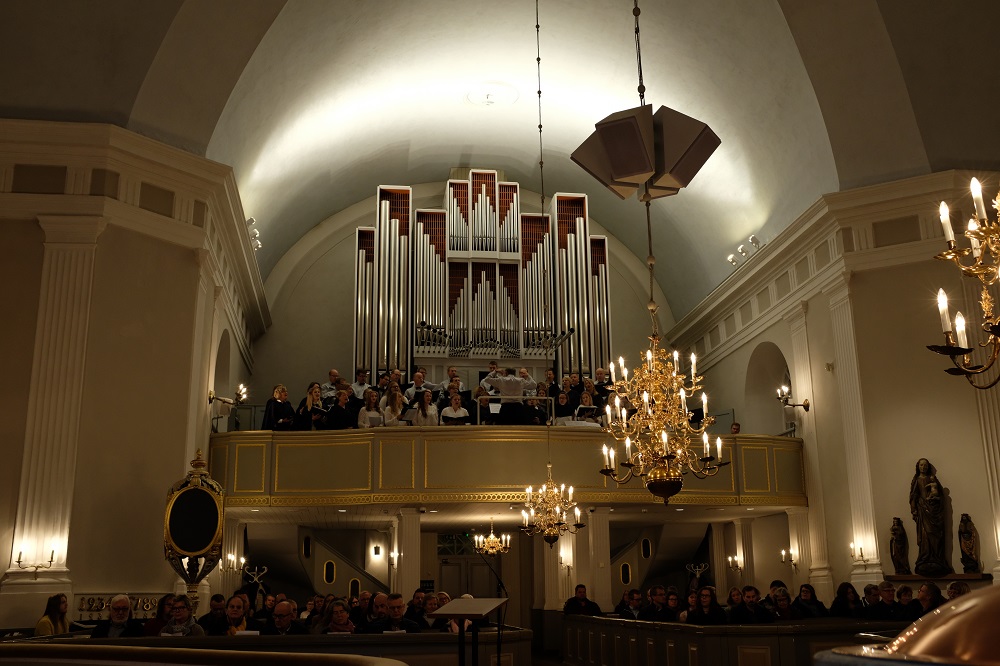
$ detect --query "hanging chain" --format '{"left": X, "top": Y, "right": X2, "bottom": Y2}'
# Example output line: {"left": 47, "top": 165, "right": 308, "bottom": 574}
{"left": 536, "top": 0, "right": 546, "bottom": 210}
{"left": 645, "top": 197, "right": 659, "bottom": 336}
{"left": 634, "top": 0, "right": 646, "bottom": 106}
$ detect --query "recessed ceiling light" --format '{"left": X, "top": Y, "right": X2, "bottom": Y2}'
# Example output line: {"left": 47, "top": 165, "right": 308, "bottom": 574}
{"left": 338, "top": 509, "right": 347, "bottom": 513}
{"left": 467, "top": 81, "right": 518, "bottom": 107}
{"left": 675, "top": 508, "right": 684, "bottom": 511}
{"left": 429, "top": 510, "right": 438, "bottom": 513}
{"left": 747, "top": 508, "right": 755, "bottom": 511}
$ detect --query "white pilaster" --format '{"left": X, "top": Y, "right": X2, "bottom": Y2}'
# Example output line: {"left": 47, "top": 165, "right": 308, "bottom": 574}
{"left": 184, "top": 249, "right": 218, "bottom": 466}
{"left": 4, "top": 215, "right": 106, "bottom": 591}
{"left": 825, "top": 276, "right": 882, "bottom": 585}
{"left": 542, "top": 537, "right": 565, "bottom": 611}
{"left": 783, "top": 302, "right": 834, "bottom": 599}
{"left": 710, "top": 522, "right": 729, "bottom": 592}
{"left": 733, "top": 517, "right": 755, "bottom": 587}
{"left": 586, "top": 507, "right": 612, "bottom": 611}
{"left": 784, "top": 507, "right": 814, "bottom": 595}
{"left": 395, "top": 508, "right": 421, "bottom": 597}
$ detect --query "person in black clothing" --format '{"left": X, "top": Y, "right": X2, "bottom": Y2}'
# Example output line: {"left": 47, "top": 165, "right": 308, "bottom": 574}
{"left": 686, "top": 586, "right": 728, "bottom": 625}
{"left": 866, "top": 581, "right": 906, "bottom": 621}
{"left": 295, "top": 382, "right": 328, "bottom": 430}
{"left": 260, "top": 601, "right": 309, "bottom": 635}
{"left": 618, "top": 589, "right": 644, "bottom": 620}
{"left": 563, "top": 584, "right": 602, "bottom": 616}
{"left": 197, "top": 594, "right": 228, "bottom": 635}
{"left": 91, "top": 594, "right": 144, "bottom": 638}
{"left": 261, "top": 384, "right": 295, "bottom": 430}
{"left": 355, "top": 592, "right": 387, "bottom": 633}
{"left": 829, "top": 582, "right": 862, "bottom": 618}
{"left": 415, "top": 594, "right": 448, "bottom": 631}
{"left": 906, "top": 581, "right": 944, "bottom": 620}
{"left": 729, "top": 585, "right": 775, "bottom": 624}
{"left": 404, "top": 589, "right": 426, "bottom": 622}
{"left": 326, "top": 389, "right": 355, "bottom": 429}
{"left": 365, "top": 593, "right": 421, "bottom": 633}
{"left": 637, "top": 585, "right": 675, "bottom": 622}
{"left": 791, "top": 583, "right": 829, "bottom": 618}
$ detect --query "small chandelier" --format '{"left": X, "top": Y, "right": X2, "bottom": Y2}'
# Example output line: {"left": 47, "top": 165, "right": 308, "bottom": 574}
{"left": 473, "top": 519, "right": 511, "bottom": 556}
{"left": 522, "top": 463, "right": 585, "bottom": 547}
{"left": 929, "top": 178, "right": 1000, "bottom": 389}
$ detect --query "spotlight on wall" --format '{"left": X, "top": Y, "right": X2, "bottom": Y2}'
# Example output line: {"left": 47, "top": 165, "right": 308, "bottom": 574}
{"left": 727, "top": 254, "right": 739, "bottom": 267}
{"left": 246, "top": 217, "right": 256, "bottom": 228}
{"left": 748, "top": 234, "right": 761, "bottom": 250}
{"left": 737, "top": 244, "right": 748, "bottom": 257}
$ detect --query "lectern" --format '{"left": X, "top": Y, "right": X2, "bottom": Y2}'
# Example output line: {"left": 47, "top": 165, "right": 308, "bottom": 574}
{"left": 428, "top": 597, "right": 507, "bottom": 666}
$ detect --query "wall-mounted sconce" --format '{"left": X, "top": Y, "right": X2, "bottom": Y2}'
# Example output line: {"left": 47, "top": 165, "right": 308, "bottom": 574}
{"left": 849, "top": 542, "right": 869, "bottom": 568}
{"left": 373, "top": 545, "right": 381, "bottom": 556}
{"left": 780, "top": 549, "right": 797, "bottom": 571}
{"left": 777, "top": 386, "right": 810, "bottom": 412}
{"left": 727, "top": 555, "right": 742, "bottom": 573}
{"left": 15, "top": 548, "right": 55, "bottom": 579}
{"left": 389, "top": 551, "right": 398, "bottom": 568}
{"left": 220, "top": 553, "right": 247, "bottom": 574}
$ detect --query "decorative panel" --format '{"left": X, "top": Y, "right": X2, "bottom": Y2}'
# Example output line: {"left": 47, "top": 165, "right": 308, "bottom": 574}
{"left": 741, "top": 446, "right": 772, "bottom": 493}
{"left": 234, "top": 443, "right": 266, "bottom": 493}
{"left": 274, "top": 441, "right": 372, "bottom": 492}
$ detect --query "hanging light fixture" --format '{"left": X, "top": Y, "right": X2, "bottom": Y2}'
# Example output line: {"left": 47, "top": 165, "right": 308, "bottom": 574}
{"left": 571, "top": 1, "right": 719, "bottom": 200}
{"left": 929, "top": 178, "right": 1000, "bottom": 389}
{"left": 522, "top": 462, "right": 585, "bottom": 547}
{"left": 473, "top": 518, "right": 511, "bottom": 556}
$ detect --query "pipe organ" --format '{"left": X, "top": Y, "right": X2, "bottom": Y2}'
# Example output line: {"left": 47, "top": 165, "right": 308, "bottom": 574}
{"left": 354, "top": 170, "right": 611, "bottom": 376}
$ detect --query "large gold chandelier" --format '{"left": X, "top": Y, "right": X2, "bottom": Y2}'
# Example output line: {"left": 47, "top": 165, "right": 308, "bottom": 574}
{"left": 521, "top": 463, "right": 585, "bottom": 547}
{"left": 930, "top": 177, "right": 1000, "bottom": 389}
{"left": 473, "top": 519, "right": 511, "bottom": 556}
{"left": 601, "top": 333, "right": 727, "bottom": 503}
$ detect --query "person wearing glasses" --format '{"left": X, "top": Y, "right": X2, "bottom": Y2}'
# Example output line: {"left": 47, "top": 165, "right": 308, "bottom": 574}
{"left": 685, "top": 586, "right": 728, "bottom": 625}
{"left": 617, "top": 589, "right": 644, "bottom": 620}
{"left": 638, "top": 585, "right": 675, "bottom": 622}
{"left": 160, "top": 595, "right": 205, "bottom": 636}
{"left": 261, "top": 601, "right": 308, "bottom": 635}
{"left": 366, "top": 593, "right": 421, "bottom": 633}
{"left": 91, "top": 594, "right": 144, "bottom": 638}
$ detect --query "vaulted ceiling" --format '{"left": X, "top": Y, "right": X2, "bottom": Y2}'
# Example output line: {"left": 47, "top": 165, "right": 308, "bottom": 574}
{"left": 3, "top": 0, "right": 996, "bottom": 320}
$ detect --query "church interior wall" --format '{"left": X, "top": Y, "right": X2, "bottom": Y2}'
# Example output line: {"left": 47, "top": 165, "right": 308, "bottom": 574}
{"left": 850, "top": 261, "right": 996, "bottom": 578}
{"left": 748, "top": 512, "right": 791, "bottom": 593}
{"left": 0, "top": 218, "right": 43, "bottom": 593}
{"left": 70, "top": 225, "right": 201, "bottom": 595}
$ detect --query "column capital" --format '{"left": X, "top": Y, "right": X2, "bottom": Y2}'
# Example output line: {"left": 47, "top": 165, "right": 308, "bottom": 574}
{"left": 37, "top": 215, "right": 107, "bottom": 244}
{"left": 822, "top": 270, "right": 853, "bottom": 305}
{"left": 781, "top": 300, "right": 808, "bottom": 327}
{"left": 784, "top": 506, "right": 809, "bottom": 517}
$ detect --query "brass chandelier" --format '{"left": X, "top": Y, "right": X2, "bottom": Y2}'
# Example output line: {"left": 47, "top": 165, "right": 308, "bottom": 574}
{"left": 521, "top": 463, "right": 585, "bottom": 547}
{"left": 473, "top": 519, "right": 511, "bottom": 556}
{"left": 930, "top": 177, "right": 1000, "bottom": 389}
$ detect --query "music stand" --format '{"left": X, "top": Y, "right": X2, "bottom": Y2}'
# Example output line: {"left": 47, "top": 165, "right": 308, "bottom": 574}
{"left": 428, "top": 597, "right": 507, "bottom": 666}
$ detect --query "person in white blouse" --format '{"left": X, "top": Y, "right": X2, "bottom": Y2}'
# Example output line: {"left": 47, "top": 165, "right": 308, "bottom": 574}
{"left": 441, "top": 394, "right": 470, "bottom": 425}
{"left": 410, "top": 389, "right": 439, "bottom": 426}
{"left": 357, "top": 389, "right": 384, "bottom": 428}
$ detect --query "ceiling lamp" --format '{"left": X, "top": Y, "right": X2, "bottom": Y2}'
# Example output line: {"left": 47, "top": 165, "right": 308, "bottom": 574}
{"left": 473, "top": 518, "right": 511, "bottom": 556}
{"left": 930, "top": 178, "right": 1000, "bottom": 389}
{"left": 571, "top": 1, "right": 719, "bottom": 200}
{"left": 521, "top": 463, "right": 585, "bottom": 547}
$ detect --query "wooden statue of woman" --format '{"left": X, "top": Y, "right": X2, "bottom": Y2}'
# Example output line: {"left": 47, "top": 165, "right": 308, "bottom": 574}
{"left": 909, "top": 458, "right": 951, "bottom": 577}
{"left": 889, "top": 517, "right": 910, "bottom": 574}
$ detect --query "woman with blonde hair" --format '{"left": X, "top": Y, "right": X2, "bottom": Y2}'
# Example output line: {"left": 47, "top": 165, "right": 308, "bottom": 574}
{"left": 357, "top": 388, "right": 384, "bottom": 428}
{"left": 295, "top": 382, "right": 327, "bottom": 430}
{"left": 382, "top": 382, "right": 406, "bottom": 426}
{"left": 261, "top": 384, "right": 295, "bottom": 430}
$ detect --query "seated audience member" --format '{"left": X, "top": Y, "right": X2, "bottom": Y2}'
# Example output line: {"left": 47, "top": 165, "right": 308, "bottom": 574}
{"left": 678, "top": 590, "right": 698, "bottom": 623}
{"left": 907, "top": 582, "right": 944, "bottom": 620}
{"left": 160, "top": 595, "right": 205, "bottom": 636}
{"left": 861, "top": 583, "right": 880, "bottom": 608}
{"left": 772, "top": 587, "right": 802, "bottom": 620}
{"left": 357, "top": 388, "right": 385, "bottom": 428}
{"left": 349, "top": 591, "right": 370, "bottom": 626}
{"left": 553, "top": 391, "right": 575, "bottom": 424}
{"left": 729, "top": 585, "right": 774, "bottom": 624}
{"left": 327, "top": 390, "right": 355, "bottom": 429}
{"left": 295, "top": 382, "right": 328, "bottom": 430}
{"left": 441, "top": 393, "right": 470, "bottom": 424}
{"left": 258, "top": 594, "right": 276, "bottom": 622}
{"left": 480, "top": 367, "right": 536, "bottom": 425}
{"left": 223, "top": 595, "right": 249, "bottom": 635}
{"left": 447, "top": 594, "right": 475, "bottom": 634}
{"left": 261, "top": 601, "right": 308, "bottom": 635}
{"left": 664, "top": 588, "right": 682, "bottom": 619}
{"left": 573, "top": 391, "right": 603, "bottom": 425}
{"left": 321, "top": 369, "right": 341, "bottom": 401}
{"left": 144, "top": 593, "right": 176, "bottom": 636}
{"left": 761, "top": 579, "right": 788, "bottom": 613}
{"left": 637, "top": 585, "right": 675, "bottom": 622}
{"left": 410, "top": 389, "right": 439, "bottom": 426}
{"left": 299, "top": 599, "right": 314, "bottom": 621}
{"left": 895, "top": 585, "right": 913, "bottom": 607}
{"left": 791, "top": 583, "right": 829, "bottom": 618}
{"left": 563, "top": 584, "right": 602, "bottom": 616}
{"left": 322, "top": 599, "right": 355, "bottom": 633}
{"left": 261, "top": 384, "right": 296, "bottom": 430}
{"left": 366, "top": 593, "right": 421, "bottom": 633}
{"left": 474, "top": 387, "right": 495, "bottom": 425}
{"left": 404, "top": 589, "right": 426, "bottom": 622}
{"left": 724, "top": 586, "right": 743, "bottom": 618}
{"left": 356, "top": 592, "right": 387, "bottom": 633}
{"left": 436, "top": 591, "right": 452, "bottom": 609}
{"left": 91, "top": 594, "right": 144, "bottom": 638}
{"left": 947, "top": 581, "right": 971, "bottom": 599}
{"left": 613, "top": 590, "right": 630, "bottom": 615}
{"left": 34, "top": 593, "right": 69, "bottom": 636}
{"left": 618, "top": 589, "right": 643, "bottom": 620}
{"left": 351, "top": 369, "right": 370, "bottom": 400}
{"left": 417, "top": 593, "right": 447, "bottom": 631}
{"left": 198, "top": 593, "right": 228, "bottom": 634}
{"left": 828, "top": 582, "right": 861, "bottom": 618}
{"left": 865, "top": 581, "right": 905, "bottom": 621}
{"left": 381, "top": 382, "right": 406, "bottom": 426}
{"left": 686, "top": 586, "right": 728, "bottom": 625}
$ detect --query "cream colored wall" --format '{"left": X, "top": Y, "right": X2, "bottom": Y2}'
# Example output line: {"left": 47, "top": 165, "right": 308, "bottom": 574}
{"left": 851, "top": 261, "right": 994, "bottom": 577}
{"left": 71, "top": 226, "right": 200, "bottom": 594}
{"left": 0, "top": 220, "right": 43, "bottom": 585}
{"left": 749, "top": 513, "right": 791, "bottom": 594}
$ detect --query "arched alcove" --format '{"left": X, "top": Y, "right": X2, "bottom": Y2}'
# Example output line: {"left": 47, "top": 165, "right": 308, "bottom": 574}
{"left": 743, "top": 342, "right": 790, "bottom": 435}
